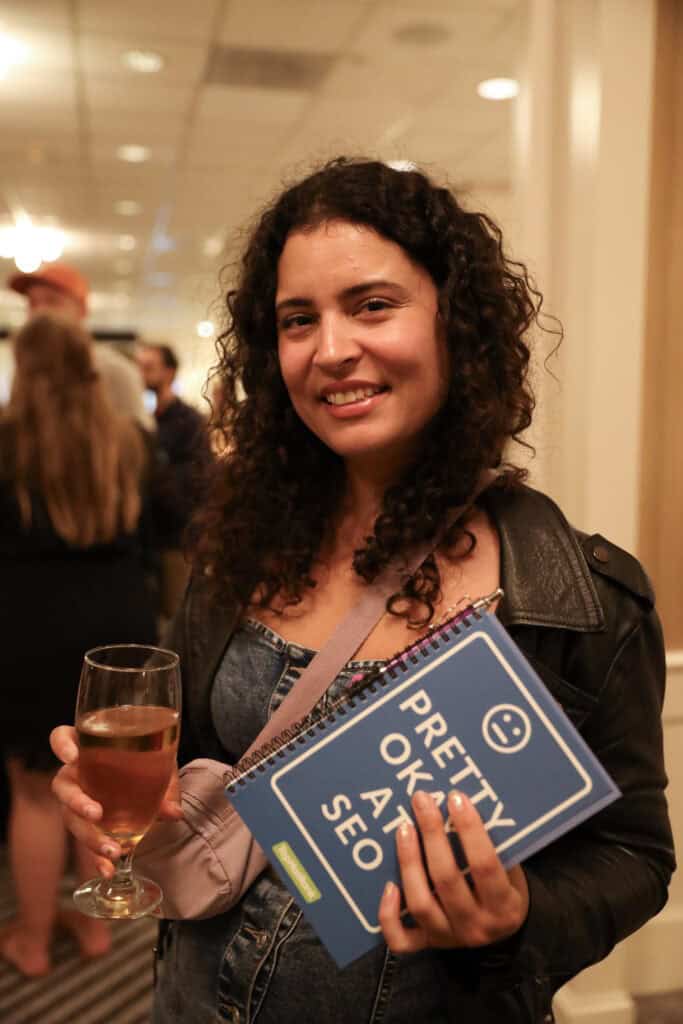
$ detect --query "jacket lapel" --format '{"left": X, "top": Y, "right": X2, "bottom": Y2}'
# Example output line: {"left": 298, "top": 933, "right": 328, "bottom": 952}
{"left": 486, "top": 485, "right": 605, "bottom": 632}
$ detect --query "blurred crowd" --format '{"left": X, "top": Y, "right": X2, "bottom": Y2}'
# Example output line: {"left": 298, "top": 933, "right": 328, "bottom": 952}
{"left": 0, "top": 261, "right": 212, "bottom": 975}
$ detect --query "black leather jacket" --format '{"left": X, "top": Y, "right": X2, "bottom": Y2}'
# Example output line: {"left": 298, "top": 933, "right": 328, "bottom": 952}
{"left": 169, "top": 484, "right": 675, "bottom": 1021}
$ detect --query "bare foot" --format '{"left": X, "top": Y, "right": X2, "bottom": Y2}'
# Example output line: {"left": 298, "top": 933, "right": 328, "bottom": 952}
{"left": 57, "top": 909, "right": 112, "bottom": 960}
{"left": 0, "top": 922, "right": 51, "bottom": 977}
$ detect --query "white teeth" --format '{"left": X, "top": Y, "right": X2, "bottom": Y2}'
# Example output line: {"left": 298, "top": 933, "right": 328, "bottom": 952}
{"left": 325, "top": 387, "right": 382, "bottom": 406}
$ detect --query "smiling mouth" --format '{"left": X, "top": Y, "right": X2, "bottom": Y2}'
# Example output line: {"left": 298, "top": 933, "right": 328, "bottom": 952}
{"left": 322, "top": 386, "right": 388, "bottom": 406}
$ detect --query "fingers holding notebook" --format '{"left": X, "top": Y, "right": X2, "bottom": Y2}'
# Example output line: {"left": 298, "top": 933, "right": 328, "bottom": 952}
{"left": 379, "top": 790, "right": 529, "bottom": 952}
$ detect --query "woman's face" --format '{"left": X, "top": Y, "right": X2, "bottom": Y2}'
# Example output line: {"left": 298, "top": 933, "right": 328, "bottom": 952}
{"left": 276, "top": 220, "right": 449, "bottom": 476}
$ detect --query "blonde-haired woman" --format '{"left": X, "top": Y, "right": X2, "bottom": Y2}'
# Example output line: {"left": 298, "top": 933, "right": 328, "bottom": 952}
{"left": 0, "top": 313, "right": 157, "bottom": 975}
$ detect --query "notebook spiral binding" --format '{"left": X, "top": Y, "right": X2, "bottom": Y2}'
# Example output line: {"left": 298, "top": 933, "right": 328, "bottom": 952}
{"left": 224, "top": 587, "right": 503, "bottom": 793}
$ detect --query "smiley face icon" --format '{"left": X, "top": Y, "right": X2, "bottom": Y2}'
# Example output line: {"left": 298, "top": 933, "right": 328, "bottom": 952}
{"left": 482, "top": 703, "right": 531, "bottom": 754}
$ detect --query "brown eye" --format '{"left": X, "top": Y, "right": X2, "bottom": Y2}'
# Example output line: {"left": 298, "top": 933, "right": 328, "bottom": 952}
{"left": 281, "top": 314, "right": 313, "bottom": 331}
{"left": 360, "top": 298, "right": 391, "bottom": 314}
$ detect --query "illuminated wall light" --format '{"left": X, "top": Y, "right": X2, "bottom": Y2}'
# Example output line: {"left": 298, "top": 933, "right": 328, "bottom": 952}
{"left": 0, "top": 217, "right": 65, "bottom": 270}
{"left": 116, "top": 144, "right": 150, "bottom": 163}
{"left": 36, "top": 226, "right": 65, "bottom": 262}
{"left": 118, "top": 234, "right": 137, "bottom": 251}
{"left": 14, "top": 249, "right": 42, "bottom": 273}
{"left": 122, "top": 49, "right": 164, "bottom": 74}
{"left": 115, "top": 200, "right": 142, "bottom": 216}
{"left": 196, "top": 320, "right": 215, "bottom": 338}
{"left": 0, "top": 33, "right": 28, "bottom": 79}
{"left": 477, "top": 77, "right": 519, "bottom": 101}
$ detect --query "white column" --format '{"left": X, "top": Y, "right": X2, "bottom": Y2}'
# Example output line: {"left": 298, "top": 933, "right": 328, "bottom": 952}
{"left": 514, "top": 0, "right": 656, "bottom": 553}
{"left": 512, "top": 2, "right": 661, "bottom": 1022}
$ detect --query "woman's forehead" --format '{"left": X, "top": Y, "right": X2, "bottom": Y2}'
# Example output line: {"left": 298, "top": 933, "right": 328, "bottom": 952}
{"left": 276, "top": 221, "right": 423, "bottom": 292}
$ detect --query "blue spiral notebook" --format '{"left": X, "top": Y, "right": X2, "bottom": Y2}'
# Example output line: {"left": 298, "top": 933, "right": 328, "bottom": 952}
{"left": 226, "top": 596, "right": 619, "bottom": 968}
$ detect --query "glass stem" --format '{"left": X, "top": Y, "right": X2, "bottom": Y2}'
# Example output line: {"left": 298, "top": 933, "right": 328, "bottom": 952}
{"left": 101, "top": 848, "right": 137, "bottom": 902}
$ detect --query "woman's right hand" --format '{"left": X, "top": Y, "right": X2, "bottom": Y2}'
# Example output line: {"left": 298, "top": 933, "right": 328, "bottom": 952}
{"left": 50, "top": 724, "right": 183, "bottom": 878}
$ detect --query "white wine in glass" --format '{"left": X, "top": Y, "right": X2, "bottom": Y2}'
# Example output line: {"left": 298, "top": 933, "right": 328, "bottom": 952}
{"left": 73, "top": 643, "right": 181, "bottom": 920}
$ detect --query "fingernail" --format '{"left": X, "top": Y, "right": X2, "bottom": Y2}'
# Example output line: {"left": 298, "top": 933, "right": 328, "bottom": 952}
{"left": 397, "top": 821, "right": 414, "bottom": 844}
{"left": 85, "top": 805, "right": 100, "bottom": 821}
{"left": 449, "top": 790, "right": 465, "bottom": 813}
{"left": 383, "top": 881, "right": 397, "bottom": 901}
{"left": 413, "top": 791, "right": 431, "bottom": 811}
{"left": 100, "top": 844, "right": 119, "bottom": 859}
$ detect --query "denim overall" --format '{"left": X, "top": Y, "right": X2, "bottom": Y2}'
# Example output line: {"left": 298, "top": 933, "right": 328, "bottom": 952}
{"left": 153, "top": 620, "right": 452, "bottom": 1024}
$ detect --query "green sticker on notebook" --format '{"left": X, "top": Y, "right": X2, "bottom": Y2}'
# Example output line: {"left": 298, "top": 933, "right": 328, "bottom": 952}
{"left": 272, "top": 841, "right": 322, "bottom": 904}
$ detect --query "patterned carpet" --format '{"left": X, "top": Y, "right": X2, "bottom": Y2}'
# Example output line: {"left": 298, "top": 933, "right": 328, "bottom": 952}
{"left": 0, "top": 851, "right": 157, "bottom": 1024}
{"left": 0, "top": 847, "right": 681, "bottom": 1024}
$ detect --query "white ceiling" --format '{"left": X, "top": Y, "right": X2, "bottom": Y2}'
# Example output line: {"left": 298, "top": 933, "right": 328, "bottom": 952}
{"left": 0, "top": 0, "right": 525, "bottom": 395}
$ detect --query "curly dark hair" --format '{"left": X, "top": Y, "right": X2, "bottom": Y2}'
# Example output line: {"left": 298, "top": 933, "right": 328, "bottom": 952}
{"left": 191, "top": 157, "right": 545, "bottom": 625}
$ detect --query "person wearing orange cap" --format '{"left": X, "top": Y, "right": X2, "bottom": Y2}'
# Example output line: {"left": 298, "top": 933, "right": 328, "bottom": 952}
{"left": 8, "top": 262, "right": 152, "bottom": 430}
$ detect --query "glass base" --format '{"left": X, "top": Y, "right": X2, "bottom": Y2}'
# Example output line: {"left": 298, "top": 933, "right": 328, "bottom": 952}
{"left": 73, "top": 875, "right": 163, "bottom": 920}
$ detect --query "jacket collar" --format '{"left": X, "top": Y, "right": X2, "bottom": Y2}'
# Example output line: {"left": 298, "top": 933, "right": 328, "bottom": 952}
{"left": 485, "top": 484, "right": 605, "bottom": 632}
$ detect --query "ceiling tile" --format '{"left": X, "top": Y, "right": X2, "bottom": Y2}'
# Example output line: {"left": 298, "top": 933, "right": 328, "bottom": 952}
{"left": 184, "top": 118, "right": 287, "bottom": 169}
{"left": 278, "top": 93, "right": 415, "bottom": 165}
{"left": 193, "top": 84, "right": 310, "bottom": 125}
{"left": 83, "top": 76, "right": 193, "bottom": 115}
{"left": 0, "top": 68, "right": 76, "bottom": 107}
{"left": 218, "top": 0, "right": 366, "bottom": 54}
{"left": 87, "top": 110, "right": 186, "bottom": 147}
{"left": 77, "top": 0, "right": 223, "bottom": 41}
{"left": 0, "top": 0, "right": 70, "bottom": 29}
{"left": 350, "top": 3, "right": 504, "bottom": 58}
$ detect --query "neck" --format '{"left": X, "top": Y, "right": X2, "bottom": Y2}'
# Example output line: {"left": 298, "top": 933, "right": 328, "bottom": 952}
{"left": 335, "top": 454, "right": 406, "bottom": 548}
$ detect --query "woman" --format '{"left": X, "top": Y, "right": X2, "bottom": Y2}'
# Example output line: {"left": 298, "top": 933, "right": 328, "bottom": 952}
{"left": 51, "top": 159, "right": 674, "bottom": 1022}
{"left": 0, "top": 313, "right": 157, "bottom": 976}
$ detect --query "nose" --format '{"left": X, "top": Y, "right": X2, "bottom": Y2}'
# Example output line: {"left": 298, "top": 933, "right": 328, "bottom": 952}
{"left": 312, "top": 313, "right": 361, "bottom": 372}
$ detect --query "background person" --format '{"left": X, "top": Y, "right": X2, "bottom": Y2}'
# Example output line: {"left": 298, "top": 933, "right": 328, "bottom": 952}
{"left": 135, "top": 342, "right": 212, "bottom": 619}
{"left": 0, "top": 313, "right": 158, "bottom": 977}
{"left": 51, "top": 158, "right": 674, "bottom": 1023}
{"left": 8, "top": 262, "right": 152, "bottom": 430}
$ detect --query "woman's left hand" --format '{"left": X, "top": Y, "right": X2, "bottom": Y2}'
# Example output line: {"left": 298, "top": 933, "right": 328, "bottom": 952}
{"left": 378, "top": 790, "right": 529, "bottom": 952}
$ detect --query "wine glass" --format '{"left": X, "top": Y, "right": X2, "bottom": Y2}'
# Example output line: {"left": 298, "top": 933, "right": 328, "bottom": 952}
{"left": 72, "top": 643, "right": 181, "bottom": 920}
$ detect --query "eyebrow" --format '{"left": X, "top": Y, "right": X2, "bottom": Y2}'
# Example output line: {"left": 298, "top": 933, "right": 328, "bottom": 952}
{"left": 275, "top": 279, "right": 407, "bottom": 316}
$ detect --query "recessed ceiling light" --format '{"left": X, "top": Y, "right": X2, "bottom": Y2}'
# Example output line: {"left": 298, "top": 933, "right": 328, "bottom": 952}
{"left": 115, "top": 200, "right": 142, "bottom": 216}
{"left": 122, "top": 49, "right": 164, "bottom": 74}
{"left": 118, "top": 234, "right": 137, "bottom": 251}
{"left": 117, "top": 144, "right": 150, "bottom": 163}
{"left": 196, "top": 320, "right": 215, "bottom": 338}
{"left": 477, "top": 77, "right": 519, "bottom": 101}
{"left": 203, "top": 237, "right": 223, "bottom": 258}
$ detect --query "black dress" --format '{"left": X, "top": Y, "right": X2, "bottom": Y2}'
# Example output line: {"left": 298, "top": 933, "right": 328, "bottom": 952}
{"left": 0, "top": 482, "right": 158, "bottom": 771}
